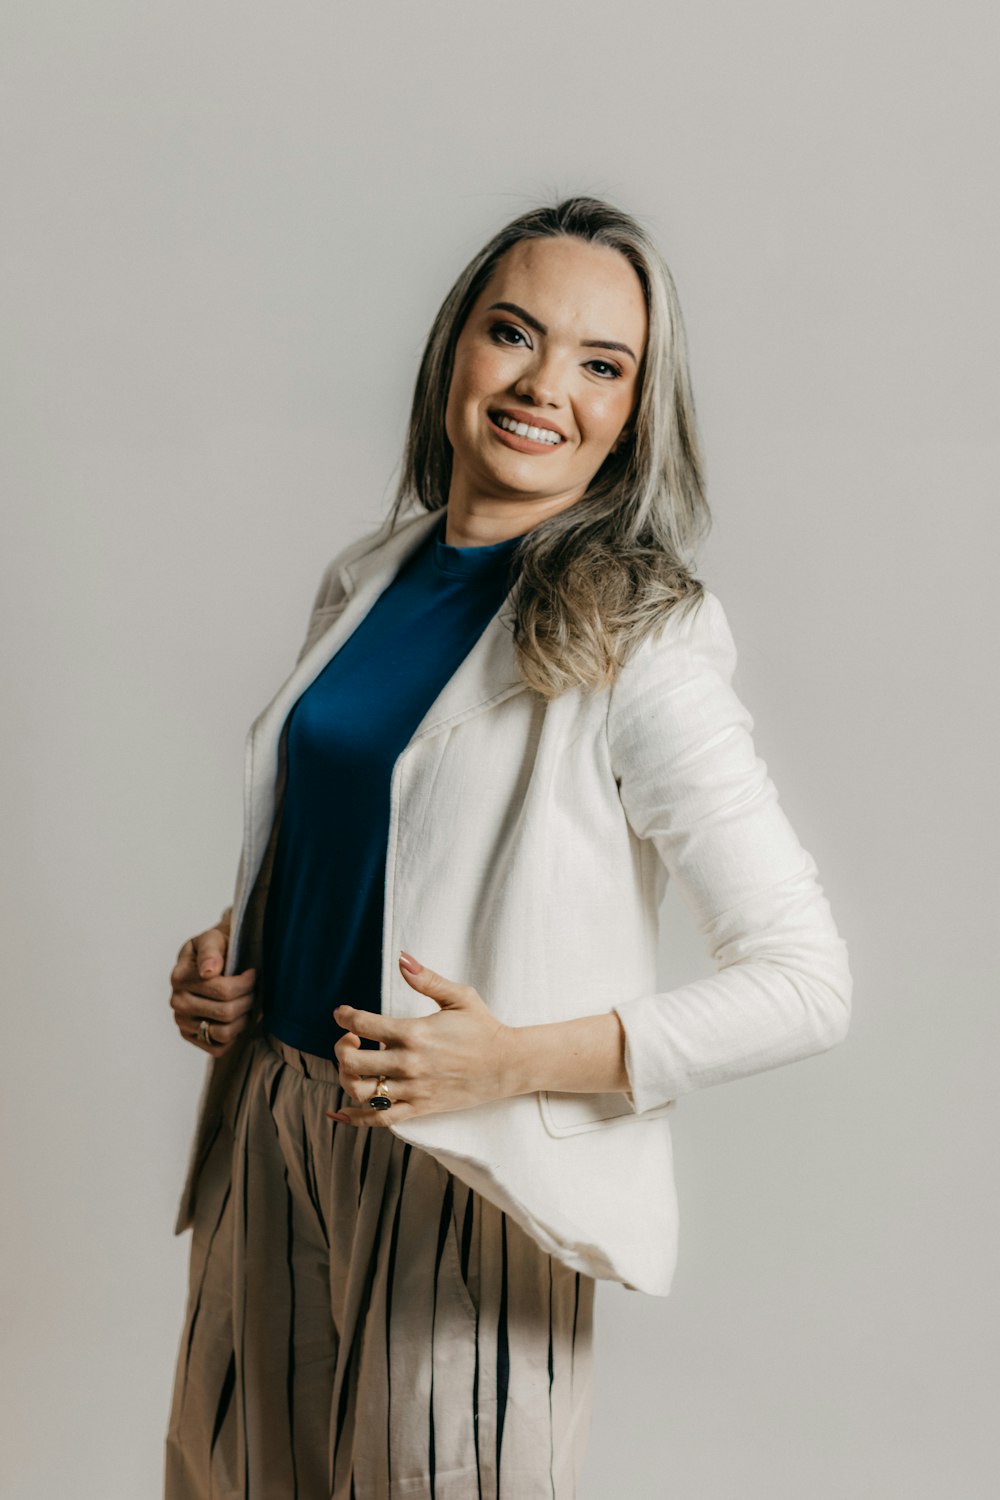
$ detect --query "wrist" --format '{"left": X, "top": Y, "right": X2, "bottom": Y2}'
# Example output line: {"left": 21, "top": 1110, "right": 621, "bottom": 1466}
{"left": 497, "top": 1022, "right": 532, "bottom": 1100}
{"left": 498, "top": 1013, "right": 631, "bottom": 1098}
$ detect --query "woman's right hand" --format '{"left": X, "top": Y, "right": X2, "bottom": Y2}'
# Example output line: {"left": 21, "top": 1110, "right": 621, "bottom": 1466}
{"left": 169, "top": 910, "right": 257, "bottom": 1058}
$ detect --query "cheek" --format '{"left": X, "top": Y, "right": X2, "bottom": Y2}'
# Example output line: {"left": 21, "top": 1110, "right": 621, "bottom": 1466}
{"left": 579, "top": 389, "right": 633, "bottom": 446}
{"left": 445, "top": 355, "right": 489, "bottom": 447}
{"left": 455, "top": 345, "right": 512, "bottom": 404}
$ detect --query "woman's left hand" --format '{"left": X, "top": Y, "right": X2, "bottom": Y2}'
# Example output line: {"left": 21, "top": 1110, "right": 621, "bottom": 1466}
{"left": 326, "top": 951, "right": 515, "bottom": 1126}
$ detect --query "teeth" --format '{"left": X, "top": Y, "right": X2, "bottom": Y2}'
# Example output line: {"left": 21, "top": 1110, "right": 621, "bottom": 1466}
{"left": 495, "top": 413, "right": 562, "bottom": 445}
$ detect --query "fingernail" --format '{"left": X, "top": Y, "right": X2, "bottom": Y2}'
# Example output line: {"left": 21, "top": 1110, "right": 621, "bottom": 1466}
{"left": 399, "top": 950, "right": 421, "bottom": 974}
{"left": 326, "top": 1111, "right": 350, "bottom": 1124}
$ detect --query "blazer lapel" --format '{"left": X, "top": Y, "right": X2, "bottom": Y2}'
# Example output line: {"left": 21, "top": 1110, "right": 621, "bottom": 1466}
{"left": 407, "top": 592, "right": 525, "bottom": 741}
{"left": 242, "top": 508, "right": 530, "bottom": 893}
{"left": 311, "top": 506, "right": 529, "bottom": 741}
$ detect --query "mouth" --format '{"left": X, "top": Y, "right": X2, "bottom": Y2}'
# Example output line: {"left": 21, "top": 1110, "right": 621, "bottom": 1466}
{"left": 487, "top": 409, "right": 566, "bottom": 449}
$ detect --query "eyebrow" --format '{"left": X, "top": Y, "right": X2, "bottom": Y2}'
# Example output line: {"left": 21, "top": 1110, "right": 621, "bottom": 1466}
{"left": 486, "top": 301, "right": 638, "bottom": 365}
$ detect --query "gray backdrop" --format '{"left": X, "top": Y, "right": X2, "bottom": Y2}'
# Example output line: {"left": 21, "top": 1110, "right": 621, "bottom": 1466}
{"left": 2, "top": 2, "right": 996, "bottom": 1496}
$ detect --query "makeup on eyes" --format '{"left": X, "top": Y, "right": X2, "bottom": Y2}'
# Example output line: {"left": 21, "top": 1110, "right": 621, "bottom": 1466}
{"left": 489, "top": 320, "right": 624, "bottom": 380}
{"left": 485, "top": 300, "right": 637, "bottom": 366}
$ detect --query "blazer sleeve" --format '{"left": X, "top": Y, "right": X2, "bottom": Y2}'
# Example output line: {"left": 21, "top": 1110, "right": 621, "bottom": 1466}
{"left": 606, "top": 589, "right": 852, "bottom": 1114}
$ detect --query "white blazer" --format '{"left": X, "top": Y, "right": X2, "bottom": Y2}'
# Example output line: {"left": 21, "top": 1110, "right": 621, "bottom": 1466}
{"left": 174, "top": 506, "right": 852, "bottom": 1296}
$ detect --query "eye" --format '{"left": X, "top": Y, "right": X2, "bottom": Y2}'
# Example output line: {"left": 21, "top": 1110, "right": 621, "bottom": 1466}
{"left": 489, "top": 321, "right": 623, "bottom": 379}
{"left": 489, "top": 320, "right": 529, "bottom": 347}
{"left": 586, "top": 358, "right": 624, "bottom": 380}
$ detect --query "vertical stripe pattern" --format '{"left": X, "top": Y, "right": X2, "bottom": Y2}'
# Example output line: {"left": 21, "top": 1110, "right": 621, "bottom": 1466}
{"left": 165, "top": 1031, "right": 595, "bottom": 1500}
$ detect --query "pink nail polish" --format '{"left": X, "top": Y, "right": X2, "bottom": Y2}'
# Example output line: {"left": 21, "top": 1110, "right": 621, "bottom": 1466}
{"left": 399, "top": 950, "right": 421, "bottom": 974}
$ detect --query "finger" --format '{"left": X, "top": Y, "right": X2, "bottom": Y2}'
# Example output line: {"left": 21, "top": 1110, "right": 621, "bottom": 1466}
{"left": 397, "top": 954, "right": 473, "bottom": 1010}
{"left": 336, "top": 1060, "right": 400, "bottom": 1103}
{"left": 326, "top": 1100, "right": 414, "bottom": 1128}
{"left": 193, "top": 926, "right": 229, "bottom": 980}
{"left": 198, "top": 1021, "right": 251, "bottom": 1058}
{"left": 333, "top": 1005, "right": 406, "bottom": 1046}
{"left": 178, "top": 1014, "right": 219, "bottom": 1045}
{"left": 334, "top": 1030, "right": 363, "bottom": 1097}
{"left": 170, "top": 948, "right": 253, "bottom": 996}
{"left": 181, "top": 1012, "right": 251, "bottom": 1050}
{"left": 333, "top": 1029, "right": 362, "bottom": 1057}
{"left": 171, "top": 987, "right": 256, "bottom": 1026}
{"left": 184, "top": 1011, "right": 251, "bottom": 1044}
{"left": 337, "top": 1059, "right": 382, "bottom": 1102}
{"left": 338, "top": 1050, "right": 409, "bottom": 1083}
{"left": 182, "top": 1024, "right": 224, "bottom": 1053}
{"left": 170, "top": 928, "right": 228, "bottom": 986}
{"left": 188, "top": 965, "right": 257, "bottom": 999}
{"left": 336, "top": 1023, "right": 400, "bottom": 1071}
{"left": 174, "top": 969, "right": 257, "bottom": 1008}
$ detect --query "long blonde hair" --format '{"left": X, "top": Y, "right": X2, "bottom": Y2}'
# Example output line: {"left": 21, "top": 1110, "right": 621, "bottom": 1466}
{"left": 388, "top": 195, "right": 712, "bottom": 699}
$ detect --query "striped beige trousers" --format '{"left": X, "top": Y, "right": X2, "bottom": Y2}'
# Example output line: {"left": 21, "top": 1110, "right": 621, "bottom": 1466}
{"left": 164, "top": 1032, "right": 596, "bottom": 1499}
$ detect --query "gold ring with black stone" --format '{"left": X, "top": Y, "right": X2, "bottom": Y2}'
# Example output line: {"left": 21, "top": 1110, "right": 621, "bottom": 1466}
{"left": 368, "top": 1076, "right": 392, "bottom": 1110}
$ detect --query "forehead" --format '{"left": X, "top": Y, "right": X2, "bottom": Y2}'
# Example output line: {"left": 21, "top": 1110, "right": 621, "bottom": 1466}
{"left": 475, "top": 236, "right": 647, "bottom": 352}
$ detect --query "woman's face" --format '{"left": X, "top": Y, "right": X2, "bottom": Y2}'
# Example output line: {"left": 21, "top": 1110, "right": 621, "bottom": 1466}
{"left": 444, "top": 235, "right": 648, "bottom": 524}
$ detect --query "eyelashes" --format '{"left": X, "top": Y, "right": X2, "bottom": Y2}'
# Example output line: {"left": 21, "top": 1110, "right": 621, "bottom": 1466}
{"left": 488, "top": 321, "right": 624, "bottom": 380}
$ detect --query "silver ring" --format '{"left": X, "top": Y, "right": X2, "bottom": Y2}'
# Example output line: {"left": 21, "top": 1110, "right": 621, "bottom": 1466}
{"left": 198, "top": 1018, "right": 213, "bottom": 1046}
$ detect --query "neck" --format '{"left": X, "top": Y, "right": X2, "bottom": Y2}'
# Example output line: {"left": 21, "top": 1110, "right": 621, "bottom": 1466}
{"left": 442, "top": 500, "right": 567, "bottom": 549}
{"left": 444, "top": 475, "right": 588, "bottom": 548}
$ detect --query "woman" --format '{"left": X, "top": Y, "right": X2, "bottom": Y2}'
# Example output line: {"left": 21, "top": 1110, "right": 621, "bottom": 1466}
{"left": 164, "top": 196, "right": 852, "bottom": 1499}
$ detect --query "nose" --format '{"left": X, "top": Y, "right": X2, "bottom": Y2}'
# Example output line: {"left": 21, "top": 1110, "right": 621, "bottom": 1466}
{"left": 513, "top": 347, "right": 565, "bottom": 409}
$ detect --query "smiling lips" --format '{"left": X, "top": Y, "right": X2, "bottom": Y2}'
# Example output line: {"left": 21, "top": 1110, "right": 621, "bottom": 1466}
{"left": 488, "top": 409, "right": 566, "bottom": 447}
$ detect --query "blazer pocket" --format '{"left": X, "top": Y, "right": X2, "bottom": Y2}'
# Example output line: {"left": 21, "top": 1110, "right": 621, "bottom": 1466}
{"left": 538, "top": 1088, "right": 676, "bottom": 1137}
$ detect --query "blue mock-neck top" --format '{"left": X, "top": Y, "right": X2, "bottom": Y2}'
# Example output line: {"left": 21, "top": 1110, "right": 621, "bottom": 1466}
{"left": 260, "top": 511, "right": 525, "bottom": 1058}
